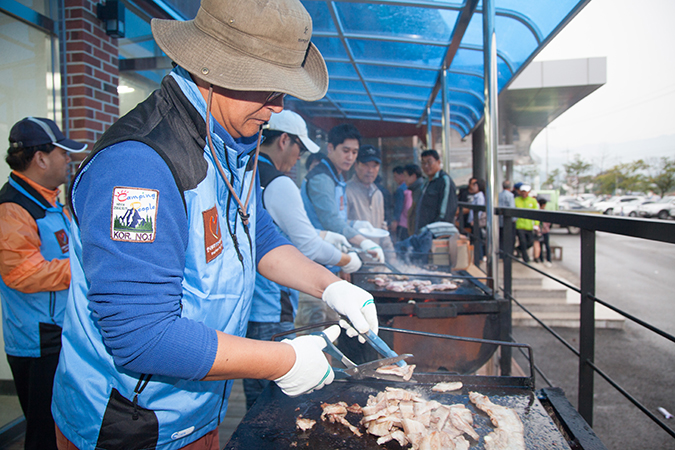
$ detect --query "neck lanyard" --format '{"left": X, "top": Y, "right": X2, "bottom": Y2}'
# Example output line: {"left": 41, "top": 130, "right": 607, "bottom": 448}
{"left": 205, "top": 85, "right": 262, "bottom": 227}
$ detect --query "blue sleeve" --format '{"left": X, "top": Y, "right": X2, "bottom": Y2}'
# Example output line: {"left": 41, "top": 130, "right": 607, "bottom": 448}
{"left": 254, "top": 173, "right": 291, "bottom": 266}
{"left": 73, "top": 143, "right": 217, "bottom": 381}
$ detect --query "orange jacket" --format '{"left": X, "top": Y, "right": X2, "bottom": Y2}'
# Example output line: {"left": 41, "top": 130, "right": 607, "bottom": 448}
{"left": 0, "top": 172, "right": 70, "bottom": 293}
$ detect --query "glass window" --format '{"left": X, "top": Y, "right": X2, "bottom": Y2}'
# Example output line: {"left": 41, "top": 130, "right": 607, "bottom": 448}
{"left": 0, "top": 9, "right": 59, "bottom": 430}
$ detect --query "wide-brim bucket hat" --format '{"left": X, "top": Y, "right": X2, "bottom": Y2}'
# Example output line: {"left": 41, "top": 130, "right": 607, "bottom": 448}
{"left": 151, "top": 0, "right": 328, "bottom": 102}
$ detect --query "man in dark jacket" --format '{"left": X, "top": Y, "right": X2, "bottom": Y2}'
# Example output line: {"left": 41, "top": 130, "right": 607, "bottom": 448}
{"left": 416, "top": 149, "right": 458, "bottom": 232}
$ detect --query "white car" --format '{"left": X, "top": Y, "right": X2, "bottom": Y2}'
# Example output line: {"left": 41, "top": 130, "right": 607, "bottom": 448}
{"left": 576, "top": 194, "right": 598, "bottom": 208}
{"left": 593, "top": 196, "right": 644, "bottom": 215}
{"left": 612, "top": 199, "right": 654, "bottom": 217}
{"left": 638, "top": 196, "right": 675, "bottom": 219}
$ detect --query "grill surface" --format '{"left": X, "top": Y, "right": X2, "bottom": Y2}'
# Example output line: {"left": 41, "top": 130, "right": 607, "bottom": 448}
{"left": 351, "top": 269, "right": 491, "bottom": 302}
{"left": 224, "top": 376, "right": 571, "bottom": 450}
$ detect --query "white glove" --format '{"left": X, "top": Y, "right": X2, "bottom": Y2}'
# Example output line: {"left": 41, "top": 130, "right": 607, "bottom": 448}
{"left": 352, "top": 220, "right": 375, "bottom": 232}
{"left": 323, "top": 280, "right": 378, "bottom": 343}
{"left": 360, "top": 239, "right": 385, "bottom": 263}
{"left": 322, "top": 231, "right": 350, "bottom": 252}
{"left": 341, "top": 252, "right": 362, "bottom": 274}
{"left": 274, "top": 325, "right": 340, "bottom": 397}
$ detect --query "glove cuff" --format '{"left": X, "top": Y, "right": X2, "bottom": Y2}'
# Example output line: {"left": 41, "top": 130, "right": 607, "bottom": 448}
{"left": 322, "top": 279, "right": 349, "bottom": 303}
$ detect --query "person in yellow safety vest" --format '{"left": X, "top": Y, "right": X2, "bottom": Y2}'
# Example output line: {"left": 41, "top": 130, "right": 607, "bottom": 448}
{"left": 514, "top": 183, "right": 539, "bottom": 263}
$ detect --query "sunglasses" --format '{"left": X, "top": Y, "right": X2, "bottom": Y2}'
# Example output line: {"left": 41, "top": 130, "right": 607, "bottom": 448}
{"left": 289, "top": 135, "right": 309, "bottom": 154}
{"left": 265, "top": 91, "right": 286, "bottom": 104}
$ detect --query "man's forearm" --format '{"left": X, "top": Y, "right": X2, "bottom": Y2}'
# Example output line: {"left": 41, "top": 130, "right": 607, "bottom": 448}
{"left": 257, "top": 244, "right": 340, "bottom": 298}
{"left": 202, "top": 332, "right": 295, "bottom": 381}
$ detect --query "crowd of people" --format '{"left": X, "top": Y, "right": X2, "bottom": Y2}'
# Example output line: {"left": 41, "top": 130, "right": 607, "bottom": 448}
{"left": 0, "top": 0, "right": 552, "bottom": 448}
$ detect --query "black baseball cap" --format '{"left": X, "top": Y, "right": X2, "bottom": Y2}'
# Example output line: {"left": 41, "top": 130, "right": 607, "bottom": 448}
{"left": 357, "top": 145, "right": 381, "bottom": 164}
{"left": 9, "top": 117, "right": 87, "bottom": 153}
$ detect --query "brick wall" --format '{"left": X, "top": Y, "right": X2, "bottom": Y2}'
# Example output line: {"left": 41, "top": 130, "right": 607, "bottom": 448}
{"left": 63, "top": 0, "right": 119, "bottom": 160}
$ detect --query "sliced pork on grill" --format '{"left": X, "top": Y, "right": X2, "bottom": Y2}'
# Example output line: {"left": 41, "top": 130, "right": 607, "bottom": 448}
{"left": 469, "top": 392, "right": 525, "bottom": 450}
{"left": 366, "top": 275, "right": 459, "bottom": 293}
{"left": 360, "top": 387, "right": 477, "bottom": 449}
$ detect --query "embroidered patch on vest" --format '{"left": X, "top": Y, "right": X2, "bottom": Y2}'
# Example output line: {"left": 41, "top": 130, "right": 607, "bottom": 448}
{"left": 110, "top": 187, "right": 158, "bottom": 243}
{"left": 54, "top": 229, "right": 68, "bottom": 253}
{"left": 202, "top": 206, "right": 223, "bottom": 263}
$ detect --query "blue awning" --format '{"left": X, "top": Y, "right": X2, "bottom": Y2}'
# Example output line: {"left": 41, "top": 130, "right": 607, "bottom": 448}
{"left": 285, "top": 0, "right": 589, "bottom": 137}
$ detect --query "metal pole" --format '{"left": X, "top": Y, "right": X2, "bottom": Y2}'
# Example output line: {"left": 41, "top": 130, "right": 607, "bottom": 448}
{"left": 500, "top": 214, "right": 514, "bottom": 376}
{"left": 58, "top": 0, "right": 68, "bottom": 134}
{"left": 426, "top": 105, "right": 433, "bottom": 151}
{"left": 579, "top": 229, "right": 596, "bottom": 425}
{"left": 441, "top": 67, "right": 452, "bottom": 176}
{"left": 483, "top": 0, "right": 498, "bottom": 293}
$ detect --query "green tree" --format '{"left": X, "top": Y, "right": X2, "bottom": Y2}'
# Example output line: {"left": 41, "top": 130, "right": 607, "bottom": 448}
{"left": 563, "top": 155, "right": 592, "bottom": 195}
{"left": 593, "top": 160, "right": 649, "bottom": 195}
{"left": 542, "top": 168, "right": 561, "bottom": 190}
{"left": 648, "top": 156, "right": 675, "bottom": 196}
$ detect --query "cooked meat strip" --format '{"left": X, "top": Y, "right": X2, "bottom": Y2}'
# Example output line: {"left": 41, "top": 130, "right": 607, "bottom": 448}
{"left": 295, "top": 416, "right": 316, "bottom": 431}
{"left": 447, "top": 405, "right": 479, "bottom": 440}
{"left": 336, "top": 415, "right": 363, "bottom": 437}
{"left": 432, "top": 381, "right": 463, "bottom": 392}
{"left": 376, "top": 429, "right": 409, "bottom": 446}
{"left": 418, "top": 282, "right": 458, "bottom": 293}
{"left": 376, "top": 363, "right": 416, "bottom": 381}
{"left": 346, "top": 403, "right": 363, "bottom": 414}
{"left": 385, "top": 386, "right": 423, "bottom": 401}
{"left": 469, "top": 392, "right": 525, "bottom": 450}
{"left": 320, "top": 401, "right": 363, "bottom": 437}
{"left": 418, "top": 430, "right": 442, "bottom": 450}
{"left": 320, "top": 401, "right": 348, "bottom": 422}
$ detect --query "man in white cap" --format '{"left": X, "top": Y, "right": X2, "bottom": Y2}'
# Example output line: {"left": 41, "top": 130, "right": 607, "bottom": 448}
{"left": 244, "top": 110, "right": 361, "bottom": 409}
{"left": 0, "top": 117, "right": 86, "bottom": 450}
{"left": 51, "top": 1, "right": 378, "bottom": 448}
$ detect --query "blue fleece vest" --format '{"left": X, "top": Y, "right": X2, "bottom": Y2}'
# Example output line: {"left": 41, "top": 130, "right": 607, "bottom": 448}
{"left": 301, "top": 158, "right": 347, "bottom": 229}
{"left": 0, "top": 175, "right": 70, "bottom": 357}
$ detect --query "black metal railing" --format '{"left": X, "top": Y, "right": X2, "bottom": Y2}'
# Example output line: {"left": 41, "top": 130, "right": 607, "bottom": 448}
{"left": 487, "top": 204, "right": 675, "bottom": 439}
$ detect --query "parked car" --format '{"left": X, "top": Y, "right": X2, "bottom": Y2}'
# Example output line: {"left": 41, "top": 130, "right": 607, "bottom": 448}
{"left": 592, "top": 196, "right": 644, "bottom": 215}
{"left": 559, "top": 198, "right": 587, "bottom": 210}
{"left": 556, "top": 197, "right": 597, "bottom": 234}
{"left": 611, "top": 199, "right": 654, "bottom": 217}
{"left": 576, "top": 194, "right": 598, "bottom": 208}
{"left": 637, "top": 196, "right": 675, "bottom": 219}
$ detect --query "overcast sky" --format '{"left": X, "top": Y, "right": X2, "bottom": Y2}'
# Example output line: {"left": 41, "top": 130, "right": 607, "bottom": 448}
{"left": 528, "top": 0, "right": 675, "bottom": 176}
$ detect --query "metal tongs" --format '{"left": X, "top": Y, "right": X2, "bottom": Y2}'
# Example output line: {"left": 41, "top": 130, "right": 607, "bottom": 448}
{"left": 316, "top": 329, "right": 413, "bottom": 382}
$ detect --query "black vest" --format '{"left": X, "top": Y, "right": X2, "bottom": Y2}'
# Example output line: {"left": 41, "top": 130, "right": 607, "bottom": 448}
{"left": 69, "top": 76, "right": 210, "bottom": 221}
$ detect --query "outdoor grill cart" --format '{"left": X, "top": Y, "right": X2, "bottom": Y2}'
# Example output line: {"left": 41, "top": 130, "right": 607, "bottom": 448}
{"left": 224, "top": 327, "right": 607, "bottom": 450}
{"left": 350, "top": 264, "right": 505, "bottom": 375}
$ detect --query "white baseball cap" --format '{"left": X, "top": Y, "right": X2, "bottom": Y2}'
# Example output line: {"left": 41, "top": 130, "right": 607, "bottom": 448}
{"left": 264, "top": 110, "right": 320, "bottom": 153}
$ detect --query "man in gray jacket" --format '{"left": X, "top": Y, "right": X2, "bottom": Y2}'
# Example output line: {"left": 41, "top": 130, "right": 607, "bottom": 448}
{"left": 498, "top": 180, "right": 516, "bottom": 255}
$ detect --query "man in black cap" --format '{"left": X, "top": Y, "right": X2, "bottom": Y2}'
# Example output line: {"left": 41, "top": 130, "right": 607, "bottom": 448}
{"left": 0, "top": 117, "right": 86, "bottom": 450}
{"left": 345, "top": 145, "right": 395, "bottom": 257}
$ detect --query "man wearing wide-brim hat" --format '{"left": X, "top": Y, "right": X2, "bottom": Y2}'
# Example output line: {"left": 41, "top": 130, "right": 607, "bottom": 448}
{"left": 51, "top": 1, "right": 378, "bottom": 448}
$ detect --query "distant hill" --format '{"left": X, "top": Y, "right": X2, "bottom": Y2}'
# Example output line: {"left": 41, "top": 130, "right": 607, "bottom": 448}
{"left": 533, "top": 133, "right": 675, "bottom": 176}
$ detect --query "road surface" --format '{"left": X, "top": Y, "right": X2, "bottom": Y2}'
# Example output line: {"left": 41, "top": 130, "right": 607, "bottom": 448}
{"left": 512, "top": 227, "right": 675, "bottom": 450}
